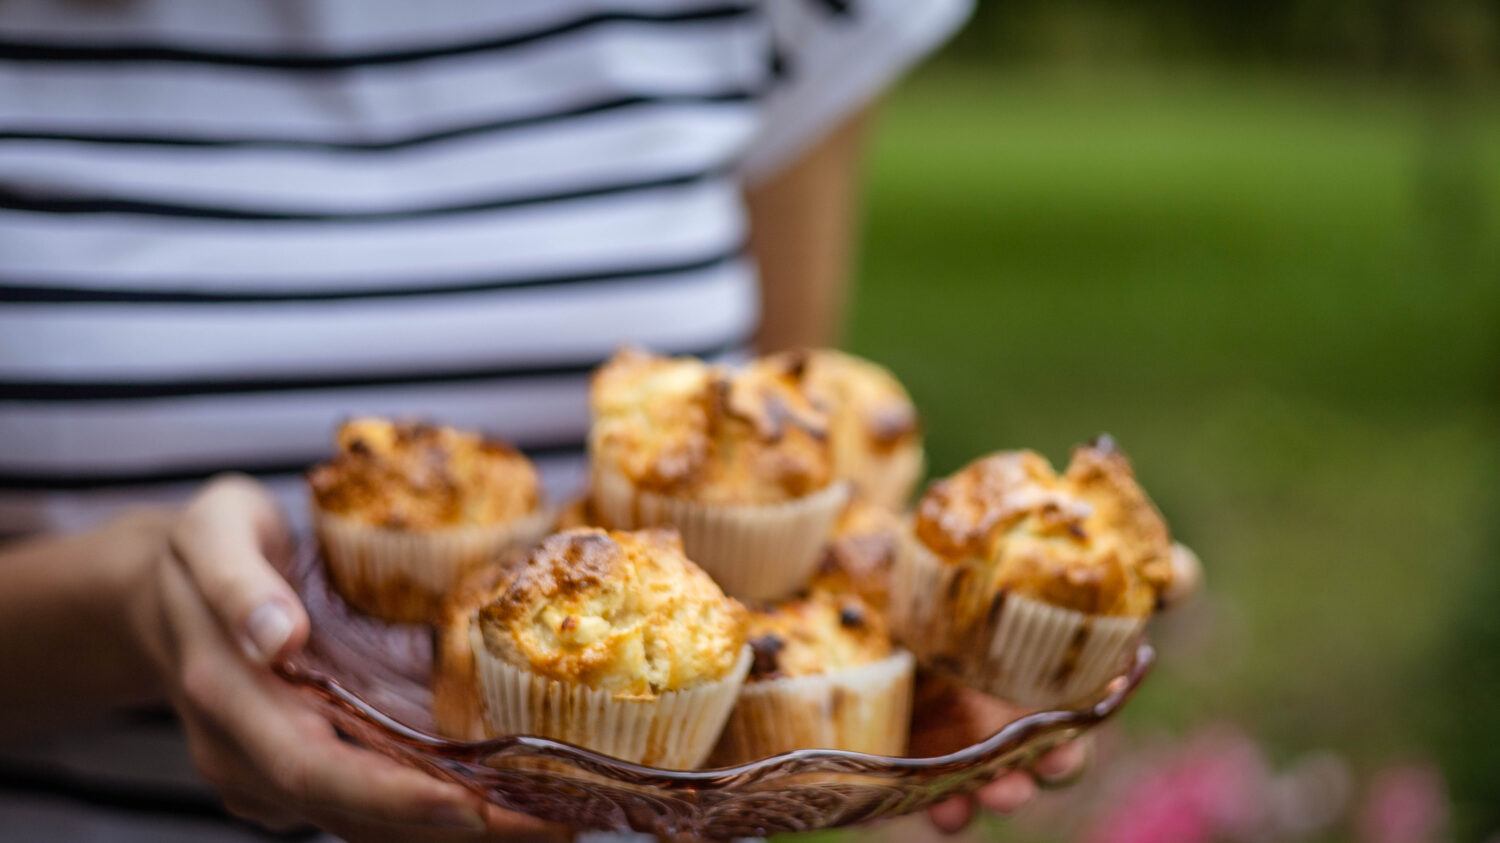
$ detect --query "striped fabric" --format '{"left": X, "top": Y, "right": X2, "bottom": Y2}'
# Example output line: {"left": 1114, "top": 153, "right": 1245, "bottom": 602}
{"left": 0, "top": 0, "right": 968, "bottom": 836}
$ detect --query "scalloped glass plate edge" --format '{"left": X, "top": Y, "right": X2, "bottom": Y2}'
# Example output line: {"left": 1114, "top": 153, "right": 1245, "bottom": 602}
{"left": 277, "top": 643, "right": 1153, "bottom": 838}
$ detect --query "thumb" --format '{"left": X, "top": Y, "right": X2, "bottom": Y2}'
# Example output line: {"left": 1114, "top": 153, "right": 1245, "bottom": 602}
{"left": 169, "top": 474, "right": 309, "bottom": 665}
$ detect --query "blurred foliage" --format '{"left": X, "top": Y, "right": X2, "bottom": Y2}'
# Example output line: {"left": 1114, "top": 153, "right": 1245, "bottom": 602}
{"left": 1425, "top": 467, "right": 1500, "bottom": 841}
{"left": 842, "top": 61, "right": 1499, "bottom": 841}
{"left": 949, "top": 0, "right": 1500, "bottom": 78}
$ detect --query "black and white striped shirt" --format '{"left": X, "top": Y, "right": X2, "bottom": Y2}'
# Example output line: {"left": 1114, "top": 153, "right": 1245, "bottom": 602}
{"left": 0, "top": 0, "right": 967, "bottom": 837}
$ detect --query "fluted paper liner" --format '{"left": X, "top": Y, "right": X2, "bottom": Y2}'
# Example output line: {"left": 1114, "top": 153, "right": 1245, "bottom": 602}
{"left": 589, "top": 466, "right": 849, "bottom": 601}
{"left": 314, "top": 507, "right": 552, "bottom": 624}
{"left": 893, "top": 537, "right": 1145, "bottom": 707}
{"left": 470, "top": 628, "right": 753, "bottom": 770}
{"left": 710, "top": 650, "right": 915, "bottom": 766}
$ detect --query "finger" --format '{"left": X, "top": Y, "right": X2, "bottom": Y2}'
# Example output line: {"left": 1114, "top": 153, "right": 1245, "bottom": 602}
{"left": 313, "top": 815, "right": 497, "bottom": 843}
{"left": 219, "top": 786, "right": 307, "bottom": 833}
{"left": 170, "top": 474, "right": 308, "bottom": 664}
{"left": 286, "top": 733, "right": 488, "bottom": 830}
{"left": 927, "top": 795, "right": 975, "bottom": 834}
{"left": 975, "top": 771, "right": 1036, "bottom": 815}
{"left": 315, "top": 808, "right": 570, "bottom": 843}
{"left": 1161, "top": 542, "right": 1203, "bottom": 609}
{"left": 161, "top": 562, "right": 488, "bottom": 832}
{"left": 478, "top": 804, "right": 572, "bottom": 842}
{"left": 190, "top": 689, "right": 487, "bottom": 834}
{"left": 909, "top": 678, "right": 1032, "bottom": 756}
{"left": 211, "top": 656, "right": 488, "bottom": 829}
{"left": 1031, "top": 734, "right": 1091, "bottom": 785}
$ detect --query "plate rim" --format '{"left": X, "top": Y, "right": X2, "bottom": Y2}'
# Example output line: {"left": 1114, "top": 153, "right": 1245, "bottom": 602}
{"left": 276, "top": 640, "right": 1154, "bottom": 786}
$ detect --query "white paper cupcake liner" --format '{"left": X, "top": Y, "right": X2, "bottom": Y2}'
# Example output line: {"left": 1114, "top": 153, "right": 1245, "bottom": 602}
{"left": 314, "top": 506, "right": 552, "bottom": 624}
{"left": 589, "top": 465, "right": 850, "bottom": 601}
{"left": 893, "top": 536, "right": 1145, "bottom": 707}
{"left": 470, "top": 626, "right": 752, "bottom": 770}
{"left": 710, "top": 650, "right": 915, "bottom": 766}
{"left": 850, "top": 443, "right": 926, "bottom": 511}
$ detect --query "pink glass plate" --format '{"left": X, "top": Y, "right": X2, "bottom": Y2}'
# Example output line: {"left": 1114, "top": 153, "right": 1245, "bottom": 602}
{"left": 274, "top": 546, "right": 1153, "bottom": 839}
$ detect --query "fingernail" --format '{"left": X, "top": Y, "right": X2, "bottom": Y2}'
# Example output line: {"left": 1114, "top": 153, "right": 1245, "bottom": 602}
{"left": 244, "top": 601, "right": 294, "bottom": 664}
{"left": 431, "top": 804, "right": 486, "bottom": 830}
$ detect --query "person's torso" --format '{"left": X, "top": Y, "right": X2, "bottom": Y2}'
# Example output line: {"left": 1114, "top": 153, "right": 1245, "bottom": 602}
{"left": 0, "top": 1, "right": 974, "bottom": 836}
{"left": 0, "top": 0, "right": 774, "bottom": 534}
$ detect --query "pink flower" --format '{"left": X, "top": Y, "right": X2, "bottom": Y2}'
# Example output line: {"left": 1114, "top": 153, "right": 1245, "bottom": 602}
{"left": 1356, "top": 763, "right": 1448, "bottom": 843}
{"left": 1078, "top": 724, "right": 1359, "bottom": 843}
{"left": 1085, "top": 793, "right": 1212, "bottom": 843}
{"left": 1172, "top": 729, "right": 1271, "bottom": 835}
{"left": 1082, "top": 726, "right": 1269, "bottom": 843}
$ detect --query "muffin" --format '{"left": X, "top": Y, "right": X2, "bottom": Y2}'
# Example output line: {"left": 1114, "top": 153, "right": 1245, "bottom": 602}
{"left": 892, "top": 436, "right": 1175, "bottom": 706}
{"left": 587, "top": 348, "right": 850, "bottom": 600}
{"left": 811, "top": 498, "right": 905, "bottom": 613}
{"left": 470, "top": 527, "right": 751, "bottom": 768}
{"left": 551, "top": 495, "right": 604, "bottom": 531}
{"left": 307, "top": 418, "right": 551, "bottom": 624}
{"left": 432, "top": 561, "right": 516, "bottom": 741}
{"left": 709, "top": 589, "right": 914, "bottom": 765}
{"left": 765, "top": 349, "right": 924, "bottom": 509}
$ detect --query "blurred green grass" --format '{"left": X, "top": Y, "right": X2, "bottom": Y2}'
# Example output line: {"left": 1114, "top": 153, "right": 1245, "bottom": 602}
{"left": 843, "top": 64, "right": 1499, "bottom": 836}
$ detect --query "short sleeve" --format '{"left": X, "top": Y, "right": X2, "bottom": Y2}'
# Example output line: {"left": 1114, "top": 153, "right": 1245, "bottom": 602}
{"left": 739, "top": 0, "right": 973, "bottom": 184}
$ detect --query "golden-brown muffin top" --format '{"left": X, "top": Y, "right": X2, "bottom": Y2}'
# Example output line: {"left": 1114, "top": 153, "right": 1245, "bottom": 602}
{"left": 811, "top": 499, "right": 903, "bottom": 613}
{"left": 743, "top": 589, "right": 893, "bottom": 681}
{"left": 589, "top": 348, "right": 835, "bottom": 504}
{"left": 443, "top": 559, "right": 519, "bottom": 623}
{"left": 767, "top": 347, "right": 920, "bottom": 467}
{"left": 913, "top": 437, "right": 1173, "bottom": 616}
{"left": 477, "top": 527, "right": 748, "bottom": 699}
{"left": 307, "top": 418, "right": 541, "bottom": 529}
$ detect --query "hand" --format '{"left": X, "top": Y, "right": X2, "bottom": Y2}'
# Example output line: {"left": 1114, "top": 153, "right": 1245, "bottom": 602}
{"left": 909, "top": 675, "right": 1090, "bottom": 834}
{"left": 909, "top": 543, "right": 1203, "bottom": 834}
{"left": 129, "top": 475, "right": 565, "bottom": 841}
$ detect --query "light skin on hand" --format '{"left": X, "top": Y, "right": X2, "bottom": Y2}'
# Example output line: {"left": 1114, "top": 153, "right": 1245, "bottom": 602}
{"left": 0, "top": 474, "right": 563, "bottom": 841}
{"left": 144, "top": 477, "right": 570, "bottom": 841}
{"left": 909, "top": 674, "right": 1092, "bottom": 834}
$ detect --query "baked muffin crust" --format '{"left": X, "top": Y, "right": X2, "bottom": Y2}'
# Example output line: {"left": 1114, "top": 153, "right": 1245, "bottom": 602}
{"left": 744, "top": 589, "right": 892, "bottom": 681}
{"left": 770, "top": 348, "right": 919, "bottom": 457}
{"left": 589, "top": 348, "right": 835, "bottom": 504}
{"left": 913, "top": 437, "right": 1173, "bottom": 616}
{"left": 477, "top": 527, "right": 748, "bottom": 699}
{"left": 308, "top": 418, "right": 540, "bottom": 529}
{"left": 812, "top": 499, "right": 903, "bottom": 612}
